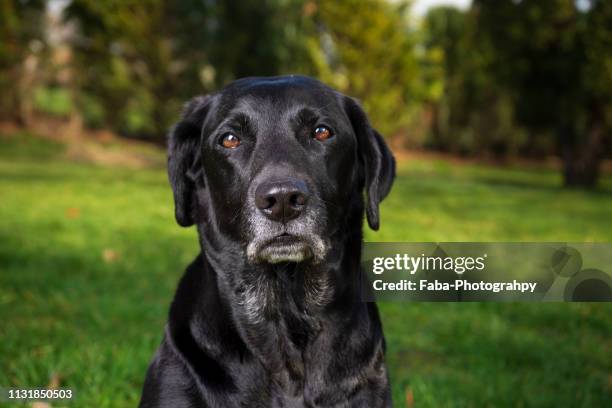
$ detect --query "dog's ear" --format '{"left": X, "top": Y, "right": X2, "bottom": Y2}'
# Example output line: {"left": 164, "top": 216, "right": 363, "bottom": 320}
{"left": 168, "top": 95, "right": 215, "bottom": 227}
{"left": 344, "top": 97, "right": 396, "bottom": 231}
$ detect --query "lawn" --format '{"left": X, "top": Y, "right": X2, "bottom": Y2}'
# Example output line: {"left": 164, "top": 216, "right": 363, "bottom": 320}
{"left": 1, "top": 134, "right": 611, "bottom": 407}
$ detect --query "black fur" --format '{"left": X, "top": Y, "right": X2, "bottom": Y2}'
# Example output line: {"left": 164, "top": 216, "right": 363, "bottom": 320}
{"left": 139, "top": 75, "right": 396, "bottom": 407}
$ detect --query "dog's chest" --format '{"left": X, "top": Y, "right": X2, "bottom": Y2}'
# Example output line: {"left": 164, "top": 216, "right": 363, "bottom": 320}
{"left": 239, "top": 315, "right": 336, "bottom": 405}
{"left": 261, "top": 349, "right": 336, "bottom": 408}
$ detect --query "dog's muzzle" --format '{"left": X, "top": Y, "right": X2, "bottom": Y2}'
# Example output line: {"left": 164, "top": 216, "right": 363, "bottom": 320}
{"left": 246, "top": 177, "right": 329, "bottom": 264}
{"left": 252, "top": 234, "right": 312, "bottom": 263}
{"left": 246, "top": 231, "right": 328, "bottom": 264}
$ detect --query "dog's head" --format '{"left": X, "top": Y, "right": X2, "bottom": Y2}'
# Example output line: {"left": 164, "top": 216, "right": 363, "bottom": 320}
{"left": 168, "top": 76, "right": 394, "bottom": 265}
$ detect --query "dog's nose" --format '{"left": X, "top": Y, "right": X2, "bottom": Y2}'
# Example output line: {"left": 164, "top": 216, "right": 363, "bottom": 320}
{"left": 255, "top": 179, "right": 309, "bottom": 223}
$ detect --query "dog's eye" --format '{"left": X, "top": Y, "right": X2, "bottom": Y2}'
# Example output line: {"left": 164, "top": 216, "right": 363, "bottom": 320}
{"left": 220, "top": 133, "right": 241, "bottom": 149}
{"left": 313, "top": 126, "right": 333, "bottom": 141}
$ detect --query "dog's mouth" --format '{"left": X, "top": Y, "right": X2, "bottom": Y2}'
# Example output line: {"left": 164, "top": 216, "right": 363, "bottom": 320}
{"left": 254, "top": 233, "right": 313, "bottom": 264}
{"left": 269, "top": 232, "right": 300, "bottom": 244}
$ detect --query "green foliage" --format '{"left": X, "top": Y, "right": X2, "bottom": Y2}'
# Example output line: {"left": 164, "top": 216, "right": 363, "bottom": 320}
{"left": 584, "top": 1, "right": 612, "bottom": 104}
{"left": 0, "top": 0, "right": 44, "bottom": 67}
{"left": 64, "top": 0, "right": 311, "bottom": 138}
{"left": 473, "top": 0, "right": 585, "bottom": 128}
{"left": 65, "top": 0, "right": 192, "bottom": 137}
{"left": 310, "top": 0, "right": 419, "bottom": 137}
{"left": 63, "top": 0, "right": 421, "bottom": 139}
{"left": 0, "top": 0, "right": 45, "bottom": 122}
{"left": 207, "top": 0, "right": 308, "bottom": 84}
{"left": 78, "top": 93, "right": 106, "bottom": 129}
{"left": 3, "top": 0, "right": 611, "bottom": 185}
{"left": 472, "top": 0, "right": 612, "bottom": 186}
{"left": 33, "top": 86, "right": 73, "bottom": 117}
{"left": 419, "top": 5, "right": 531, "bottom": 156}
{"left": 1, "top": 140, "right": 611, "bottom": 406}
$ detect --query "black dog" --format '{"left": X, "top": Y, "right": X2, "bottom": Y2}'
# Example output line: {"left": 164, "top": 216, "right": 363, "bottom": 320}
{"left": 139, "top": 75, "right": 395, "bottom": 407}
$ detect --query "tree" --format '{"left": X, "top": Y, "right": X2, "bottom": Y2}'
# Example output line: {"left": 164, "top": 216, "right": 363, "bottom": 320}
{"left": 473, "top": 0, "right": 612, "bottom": 187}
{"left": 207, "top": 0, "right": 310, "bottom": 85}
{"left": 306, "top": 0, "right": 420, "bottom": 139}
{"left": 65, "top": 0, "right": 213, "bottom": 137}
{"left": 0, "top": 0, "right": 45, "bottom": 125}
{"left": 65, "top": 0, "right": 311, "bottom": 139}
{"left": 420, "top": 6, "right": 468, "bottom": 151}
{"left": 421, "top": 5, "right": 535, "bottom": 157}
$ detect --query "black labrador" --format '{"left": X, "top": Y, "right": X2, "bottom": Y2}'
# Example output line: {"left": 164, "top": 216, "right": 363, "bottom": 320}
{"left": 139, "top": 75, "right": 395, "bottom": 407}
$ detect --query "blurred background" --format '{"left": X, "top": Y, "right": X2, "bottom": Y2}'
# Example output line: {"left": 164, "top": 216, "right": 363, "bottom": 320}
{"left": 1, "top": 0, "right": 611, "bottom": 407}
{"left": 2, "top": 0, "right": 612, "bottom": 186}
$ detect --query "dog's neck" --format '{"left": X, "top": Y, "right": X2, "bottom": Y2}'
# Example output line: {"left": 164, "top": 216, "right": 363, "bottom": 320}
{"left": 191, "top": 210, "right": 365, "bottom": 386}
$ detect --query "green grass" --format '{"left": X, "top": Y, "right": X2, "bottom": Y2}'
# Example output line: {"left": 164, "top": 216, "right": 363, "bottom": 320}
{"left": 1, "top": 135, "right": 611, "bottom": 407}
